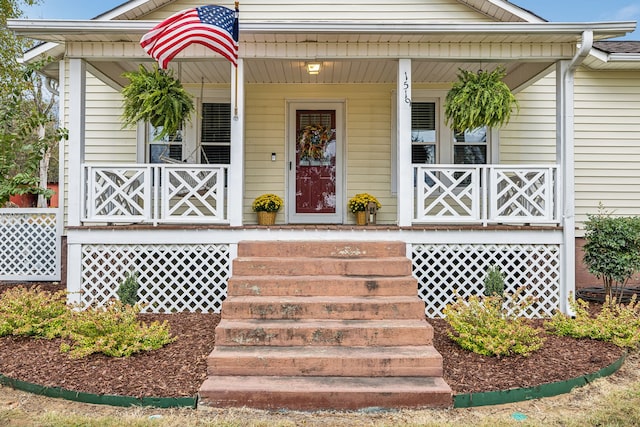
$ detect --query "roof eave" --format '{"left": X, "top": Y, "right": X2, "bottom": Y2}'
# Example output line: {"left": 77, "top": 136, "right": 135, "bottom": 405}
{"left": 8, "top": 19, "right": 637, "bottom": 38}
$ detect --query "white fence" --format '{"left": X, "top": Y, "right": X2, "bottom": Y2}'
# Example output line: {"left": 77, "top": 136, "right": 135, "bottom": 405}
{"left": 0, "top": 208, "right": 61, "bottom": 281}
{"left": 82, "top": 164, "right": 228, "bottom": 225}
{"left": 414, "top": 165, "right": 558, "bottom": 225}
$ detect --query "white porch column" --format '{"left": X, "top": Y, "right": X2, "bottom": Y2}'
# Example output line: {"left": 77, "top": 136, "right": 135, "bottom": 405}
{"left": 67, "top": 58, "right": 87, "bottom": 305}
{"left": 397, "top": 59, "right": 413, "bottom": 227}
{"left": 67, "top": 58, "right": 86, "bottom": 227}
{"left": 228, "top": 59, "right": 245, "bottom": 226}
{"left": 556, "top": 31, "right": 593, "bottom": 315}
{"left": 556, "top": 59, "right": 575, "bottom": 314}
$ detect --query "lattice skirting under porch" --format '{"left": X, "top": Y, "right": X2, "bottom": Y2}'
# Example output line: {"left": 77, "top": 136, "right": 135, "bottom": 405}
{"left": 80, "top": 243, "right": 230, "bottom": 313}
{"left": 412, "top": 243, "right": 561, "bottom": 318}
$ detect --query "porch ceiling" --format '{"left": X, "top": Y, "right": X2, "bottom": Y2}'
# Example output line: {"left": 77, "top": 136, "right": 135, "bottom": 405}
{"left": 83, "top": 58, "right": 550, "bottom": 90}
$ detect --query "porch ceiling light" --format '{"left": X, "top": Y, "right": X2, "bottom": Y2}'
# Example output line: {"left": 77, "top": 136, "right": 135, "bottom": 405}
{"left": 306, "top": 62, "right": 322, "bottom": 75}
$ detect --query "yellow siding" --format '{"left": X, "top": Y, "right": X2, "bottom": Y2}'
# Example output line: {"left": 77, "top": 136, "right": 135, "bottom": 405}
{"left": 502, "top": 69, "right": 640, "bottom": 232}
{"left": 244, "top": 84, "right": 396, "bottom": 223}
{"left": 500, "top": 73, "right": 556, "bottom": 164}
{"left": 574, "top": 70, "right": 640, "bottom": 223}
{"left": 143, "top": 0, "right": 493, "bottom": 22}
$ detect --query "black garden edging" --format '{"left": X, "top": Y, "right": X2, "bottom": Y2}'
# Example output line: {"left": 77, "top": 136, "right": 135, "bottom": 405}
{"left": 0, "top": 353, "right": 627, "bottom": 410}
{"left": 454, "top": 352, "right": 627, "bottom": 408}
{"left": 0, "top": 373, "right": 197, "bottom": 408}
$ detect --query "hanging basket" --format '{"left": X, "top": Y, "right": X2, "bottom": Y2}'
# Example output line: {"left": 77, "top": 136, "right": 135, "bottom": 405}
{"left": 257, "top": 211, "right": 277, "bottom": 226}
{"left": 444, "top": 66, "right": 519, "bottom": 132}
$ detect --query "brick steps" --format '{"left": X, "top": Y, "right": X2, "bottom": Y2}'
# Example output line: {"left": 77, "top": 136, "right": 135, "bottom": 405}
{"left": 199, "top": 241, "right": 451, "bottom": 409}
{"left": 214, "top": 318, "right": 433, "bottom": 346}
{"left": 199, "top": 376, "right": 452, "bottom": 410}
{"left": 207, "top": 345, "right": 444, "bottom": 377}
{"left": 228, "top": 275, "right": 417, "bottom": 297}
{"left": 222, "top": 295, "right": 426, "bottom": 319}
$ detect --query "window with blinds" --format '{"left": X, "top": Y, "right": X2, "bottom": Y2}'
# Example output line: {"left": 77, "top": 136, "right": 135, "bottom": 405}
{"left": 200, "top": 103, "right": 231, "bottom": 164}
{"left": 411, "top": 102, "right": 437, "bottom": 164}
{"left": 453, "top": 126, "right": 487, "bottom": 165}
{"left": 148, "top": 124, "right": 183, "bottom": 163}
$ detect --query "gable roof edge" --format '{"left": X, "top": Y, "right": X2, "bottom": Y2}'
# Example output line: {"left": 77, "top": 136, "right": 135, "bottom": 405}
{"left": 456, "top": 0, "right": 546, "bottom": 23}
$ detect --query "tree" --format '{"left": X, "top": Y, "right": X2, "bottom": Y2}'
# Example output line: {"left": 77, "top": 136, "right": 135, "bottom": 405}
{"left": 1, "top": 0, "right": 67, "bottom": 207}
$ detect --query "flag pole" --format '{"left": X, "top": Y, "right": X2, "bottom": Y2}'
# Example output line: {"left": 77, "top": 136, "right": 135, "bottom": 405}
{"left": 233, "top": 1, "right": 239, "bottom": 118}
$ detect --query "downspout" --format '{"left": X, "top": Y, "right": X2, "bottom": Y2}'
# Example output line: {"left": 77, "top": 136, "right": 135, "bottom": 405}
{"left": 559, "top": 30, "right": 593, "bottom": 315}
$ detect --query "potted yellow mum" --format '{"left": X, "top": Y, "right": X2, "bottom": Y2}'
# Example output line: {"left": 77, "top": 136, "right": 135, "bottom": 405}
{"left": 348, "top": 193, "right": 381, "bottom": 225}
{"left": 252, "top": 193, "right": 283, "bottom": 225}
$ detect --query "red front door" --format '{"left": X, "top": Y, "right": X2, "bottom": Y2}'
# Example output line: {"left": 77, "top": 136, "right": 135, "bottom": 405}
{"left": 295, "top": 110, "right": 337, "bottom": 214}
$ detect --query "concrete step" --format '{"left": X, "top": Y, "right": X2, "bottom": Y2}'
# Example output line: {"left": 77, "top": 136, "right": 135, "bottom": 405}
{"left": 214, "top": 319, "right": 433, "bottom": 347}
{"left": 232, "top": 257, "right": 412, "bottom": 276}
{"left": 221, "top": 295, "right": 426, "bottom": 320}
{"left": 198, "top": 375, "right": 452, "bottom": 410}
{"left": 237, "top": 240, "right": 407, "bottom": 258}
{"left": 207, "top": 345, "right": 443, "bottom": 377}
{"left": 227, "top": 275, "right": 418, "bottom": 297}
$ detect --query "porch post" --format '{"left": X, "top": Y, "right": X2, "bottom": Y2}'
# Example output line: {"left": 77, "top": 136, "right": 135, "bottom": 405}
{"left": 67, "top": 58, "right": 87, "bottom": 305}
{"left": 229, "top": 59, "right": 245, "bottom": 226}
{"left": 557, "top": 59, "right": 575, "bottom": 314}
{"left": 397, "top": 59, "right": 412, "bottom": 227}
{"left": 557, "top": 31, "right": 593, "bottom": 315}
{"left": 67, "top": 58, "right": 86, "bottom": 227}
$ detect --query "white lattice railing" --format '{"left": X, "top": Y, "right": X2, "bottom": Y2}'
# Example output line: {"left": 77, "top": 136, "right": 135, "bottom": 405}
{"left": 0, "top": 208, "right": 61, "bottom": 281}
{"left": 82, "top": 164, "right": 228, "bottom": 225}
{"left": 80, "top": 243, "right": 230, "bottom": 313}
{"left": 414, "top": 164, "right": 558, "bottom": 225}
{"left": 412, "top": 243, "right": 561, "bottom": 318}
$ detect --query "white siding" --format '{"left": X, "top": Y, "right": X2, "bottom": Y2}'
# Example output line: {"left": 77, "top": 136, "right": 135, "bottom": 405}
{"left": 143, "top": 0, "right": 493, "bottom": 22}
{"left": 244, "top": 83, "right": 395, "bottom": 224}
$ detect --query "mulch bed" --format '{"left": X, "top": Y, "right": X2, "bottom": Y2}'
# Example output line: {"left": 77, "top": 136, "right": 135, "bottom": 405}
{"left": 0, "top": 283, "right": 625, "bottom": 398}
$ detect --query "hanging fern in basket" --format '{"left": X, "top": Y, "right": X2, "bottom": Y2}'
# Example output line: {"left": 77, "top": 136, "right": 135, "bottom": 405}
{"left": 121, "top": 65, "right": 194, "bottom": 141}
{"left": 444, "top": 66, "right": 519, "bottom": 132}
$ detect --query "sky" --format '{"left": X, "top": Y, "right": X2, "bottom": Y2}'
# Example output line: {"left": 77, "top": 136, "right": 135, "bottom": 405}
{"left": 22, "top": 0, "right": 640, "bottom": 40}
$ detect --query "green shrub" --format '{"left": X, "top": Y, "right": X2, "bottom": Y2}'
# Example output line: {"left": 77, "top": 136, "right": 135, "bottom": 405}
{"left": 0, "top": 286, "right": 67, "bottom": 338}
{"left": 116, "top": 271, "right": 139, "bottom": 306}
{"left": 545, "top": 295, "right": 640, "bottom": 349}
{"left": 0, "top": 286, "right": 175, "bottom": 358}
{"left": 60, "top": 301, "right": 175, "bottom": 358}
{"left": 443, "top": 292, "right": 545, "bottom": 357}
{"left": 483, "top": 265, "right": 505, "bottom": 298}
{"left": 583, "top": 205, "right": 640, "bottom": 301}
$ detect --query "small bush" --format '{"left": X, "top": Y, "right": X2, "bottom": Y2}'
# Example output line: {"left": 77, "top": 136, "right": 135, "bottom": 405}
{"left": 0, "top": 286, "right": 67, "bottom": 339}
{"left": 443, "top": 293, "right": 545, "bottom": 357}
{"left": 483, "top": 265, "right": 505, "bottom": 298}
{"left": 545, "top": 295, "right": 640, "bottom": 349}
{"left": 116, "top": 271, "right": 139, "bottom": 306}
{"left": 61, "top": 301, "right": 175, "bottom": 358}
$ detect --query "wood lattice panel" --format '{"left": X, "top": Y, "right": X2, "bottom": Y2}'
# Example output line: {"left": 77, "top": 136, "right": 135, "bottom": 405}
{"left": 0, "top": 211, "right": 59, "bottom": 280}
{"left": 80, "top": 243, "right": 230, "bottom": 313}
{"left": 412, "top": 243, "right": 560, "bottom": 318}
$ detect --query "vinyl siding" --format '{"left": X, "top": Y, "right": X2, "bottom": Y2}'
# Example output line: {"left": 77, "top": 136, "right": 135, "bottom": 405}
{"left": 500, "top": 73, "right": 557, "bottom": 164}
{"left": 574, "top": 69, "right": 640, "bottom": 224}
{"left": 143, "top": 0, "right": 493, "bottom": 22}
{"left": 244, "top": 83, "right": 395, "bottom": 224}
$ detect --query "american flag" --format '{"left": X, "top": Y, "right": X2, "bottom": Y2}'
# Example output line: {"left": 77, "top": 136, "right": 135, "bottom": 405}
{"left": 140, "top": 5, "right": 239, "bottom": 69}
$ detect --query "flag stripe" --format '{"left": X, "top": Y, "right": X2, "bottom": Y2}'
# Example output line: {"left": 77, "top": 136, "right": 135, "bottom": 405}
{"left": 140, "top": 5, "right": 239, "bottom": 69}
